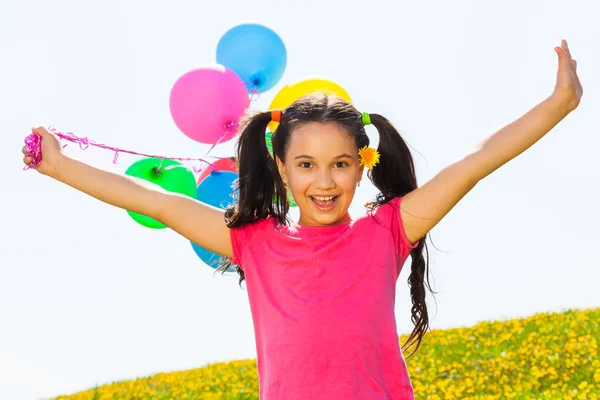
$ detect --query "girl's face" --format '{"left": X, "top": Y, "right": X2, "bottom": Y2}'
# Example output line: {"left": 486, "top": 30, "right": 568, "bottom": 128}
{"left": 277, "top": 122, "right": 364, "bottom": 226}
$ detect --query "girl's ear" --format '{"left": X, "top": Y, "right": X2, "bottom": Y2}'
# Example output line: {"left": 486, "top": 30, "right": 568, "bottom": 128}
{"left": 276, "top": 156, "right": 288, "bottom": 185}
{"left": 357, "top": 165, "right": 365, "bottom": 184}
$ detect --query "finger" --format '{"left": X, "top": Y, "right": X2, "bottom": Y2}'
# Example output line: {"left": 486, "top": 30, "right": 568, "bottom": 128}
{"left": 565, "top": 40, "right": 573, "bottom": 60}
{"left": 23, "top": 155, "right": 32, "bottom": 165}
{"left": 560, "top": 39, "right": 572, "bottom": 61}
{"left": 22, "top": 146, "right": 28, "bottom": 154}
{"left": 555, "top": 46, "right": 569, "bottom": 62}
{"left": 574, "top": 67, "right": 582, "bottom": 91}
{"left": 32, "top": 126, "right": 47, "bottom": 136}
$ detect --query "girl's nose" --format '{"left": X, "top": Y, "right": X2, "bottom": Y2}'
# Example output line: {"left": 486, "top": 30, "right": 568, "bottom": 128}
{"left": 315, "top": 169, "right": 335, "bottom": 189}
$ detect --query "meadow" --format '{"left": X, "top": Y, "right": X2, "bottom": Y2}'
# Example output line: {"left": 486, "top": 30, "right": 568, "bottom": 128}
{"left": 49, "top": 307, "right": 599, "bottom": 399}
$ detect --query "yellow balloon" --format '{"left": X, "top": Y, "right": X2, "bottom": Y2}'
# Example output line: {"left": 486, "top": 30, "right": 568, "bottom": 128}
{"left": 267, "top": 77, "right": 352, "bottom": 131}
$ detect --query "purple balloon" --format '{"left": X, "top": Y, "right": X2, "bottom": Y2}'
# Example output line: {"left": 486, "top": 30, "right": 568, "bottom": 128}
{"left": 169, "top": 65, "right": 249, "bottom": 144}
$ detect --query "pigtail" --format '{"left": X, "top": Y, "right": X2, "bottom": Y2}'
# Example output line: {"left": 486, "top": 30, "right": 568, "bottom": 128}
{"left": 368, "top": 113, "right": 436, "bottom": 359}
{"left": 227, "top": 110, "right": 289, "bottom": 226}
{"left": 368, "top": 114, "right": 417, "bottom": 198}
{"left": 217, "top": 110, "right": 289, "bottom": 282}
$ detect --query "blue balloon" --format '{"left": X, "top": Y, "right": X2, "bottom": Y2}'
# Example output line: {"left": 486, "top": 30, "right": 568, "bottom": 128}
{"left": 196, "top": 170, "right": 238, "bottom": 208}
{"left": 191, "top": 170, "right": 239, "bottom": 272}
{"left": 191, "top": 242, "right": 237, "bottom": 273}
{"left": 216, "top": 23, "right": 287, "bottom": 93}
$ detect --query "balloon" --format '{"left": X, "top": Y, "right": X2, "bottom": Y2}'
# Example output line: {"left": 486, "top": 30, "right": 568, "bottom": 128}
{"left": 196, "top": 157, "right": 238, "bottom": 185}
{"left": 265, "top": 131, "right": 274, "bottom": 157}
{"left": 196, "top": 170, "right": 238, "bottom": 209}
{"left": 125, "top": 158, "right": 197, "bottom": 229}
{"left": 264, "top": 131, "right": 297, "bottom": 207}
{"left": 169, "top": 65, "right": 249, "bottom": 144}
{"left": 217, "top": 23, "right": 287, "bottom": 94}
{"left": 287, "top": 189, "right": 297, "bottom": 208}
{"left": 191, "top": 170, "right": 239, "bottom": 269}
{"left": 191, "top": 243, "right": 236, "bottom": 271}
{"left": 268, "top": 77, "right": 352, "bottom": 131}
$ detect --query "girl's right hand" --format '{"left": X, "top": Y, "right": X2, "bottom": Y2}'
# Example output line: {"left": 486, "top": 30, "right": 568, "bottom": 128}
{"left": 22, "top": 127, "right": 64, "bottom": 177}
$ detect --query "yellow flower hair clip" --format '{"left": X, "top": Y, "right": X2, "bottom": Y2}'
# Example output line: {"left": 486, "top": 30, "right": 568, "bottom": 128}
{"left": 358, "top": 146, "right": 380, "bottom": 169}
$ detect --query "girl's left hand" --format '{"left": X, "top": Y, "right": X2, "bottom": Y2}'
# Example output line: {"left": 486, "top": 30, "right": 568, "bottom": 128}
{"left": 553, "top": 39, "right": 583, "bottom": 112}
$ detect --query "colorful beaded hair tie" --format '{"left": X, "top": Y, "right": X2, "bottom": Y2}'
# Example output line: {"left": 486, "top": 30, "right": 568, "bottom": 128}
{"left": 361, "top": 112, "right": 371, "bottom": 126}
{"left": 271, "top": 109, "right": 282, "bottom": 122}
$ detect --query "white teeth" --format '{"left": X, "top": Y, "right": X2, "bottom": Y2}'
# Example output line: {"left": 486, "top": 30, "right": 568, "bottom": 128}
{"left": 312, "top": 196, "right": 335, "bottom": 201}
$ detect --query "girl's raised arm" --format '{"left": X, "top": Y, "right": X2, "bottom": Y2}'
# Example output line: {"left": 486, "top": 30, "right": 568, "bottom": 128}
{"left": 399, "top": 39, "right": 583, "bottom": 244}
{"left": 23, "top": 127, "right": 233, "bottom": 258}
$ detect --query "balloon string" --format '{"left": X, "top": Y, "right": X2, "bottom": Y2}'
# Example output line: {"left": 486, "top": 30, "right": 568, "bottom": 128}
{"left": 23, "top": 134, "right": 43, "bottom": 170}
{"left": 23, "top": 92, "right": 257, "bottom": 172}
{"left": 22, "top": 124, "right": 239, "bottom": 173}
{"left": 245, "top": 82, "right": 260, "bottom": 101}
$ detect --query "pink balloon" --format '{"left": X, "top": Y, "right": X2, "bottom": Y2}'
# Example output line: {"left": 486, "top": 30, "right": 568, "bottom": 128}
{"left": 169, "top": 65, "right": 249, "bottom": 144}
{"left": 197, "top": 157, "right": 238, "bottom": 185}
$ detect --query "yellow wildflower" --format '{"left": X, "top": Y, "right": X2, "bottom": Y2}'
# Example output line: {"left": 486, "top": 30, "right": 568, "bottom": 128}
{"left": 358, "top": 146, "right": 380, "bottom": 169}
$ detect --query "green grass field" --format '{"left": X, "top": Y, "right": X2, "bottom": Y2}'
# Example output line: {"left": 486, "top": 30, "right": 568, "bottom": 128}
{"left": 49, "top": 307, "right": 599, "bottom": 399}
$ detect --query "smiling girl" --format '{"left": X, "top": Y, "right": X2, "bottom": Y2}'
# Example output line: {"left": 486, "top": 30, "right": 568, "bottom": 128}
{"left": 23, "top": 40, "right": 582, "bottom": 399}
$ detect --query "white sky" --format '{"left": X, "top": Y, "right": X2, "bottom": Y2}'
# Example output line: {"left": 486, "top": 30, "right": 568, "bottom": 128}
{"left": 1, "top": 0, "right": 599, "bottom": 399}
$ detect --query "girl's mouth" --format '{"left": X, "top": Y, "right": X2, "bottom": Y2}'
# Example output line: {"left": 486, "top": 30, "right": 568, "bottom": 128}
{"left": 310, "top": 195, "right": 339, "bottom": 211}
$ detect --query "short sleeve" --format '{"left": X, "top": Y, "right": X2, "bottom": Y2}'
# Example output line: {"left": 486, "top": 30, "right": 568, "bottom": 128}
{"left": 229, "top": 218, "right": 272, "bottom": 270}
{"left": 372, "top": 197, "right": 419, "bottom": 257}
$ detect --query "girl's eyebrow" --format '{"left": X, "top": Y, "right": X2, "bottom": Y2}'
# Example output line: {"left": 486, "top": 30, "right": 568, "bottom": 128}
{"left": 293, "top": 153, "right": 354, "bottom": 160}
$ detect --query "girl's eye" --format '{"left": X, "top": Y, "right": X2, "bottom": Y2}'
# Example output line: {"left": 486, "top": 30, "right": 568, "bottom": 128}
{"left": 297, "top": 161, "right": 349, "bottom": 168}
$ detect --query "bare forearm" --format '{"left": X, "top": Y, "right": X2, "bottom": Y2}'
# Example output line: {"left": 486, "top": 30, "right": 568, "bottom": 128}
{"left": 52, "top": 155, "right": 165, "bottom": 217}
{"left": 473, "top": 94, "right": 572, "bottom": 180}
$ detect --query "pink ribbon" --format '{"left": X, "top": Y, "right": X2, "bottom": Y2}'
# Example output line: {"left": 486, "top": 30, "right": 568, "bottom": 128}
{"left": 23, "top": 88, "right": 260, "bottom": 172}
{"left": 23, "top": 124, "right": 241, "bottom": 173}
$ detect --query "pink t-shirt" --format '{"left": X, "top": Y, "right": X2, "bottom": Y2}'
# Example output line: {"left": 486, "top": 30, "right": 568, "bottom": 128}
{"left": 230, "top": 196, "right": 418, "bottom": 400}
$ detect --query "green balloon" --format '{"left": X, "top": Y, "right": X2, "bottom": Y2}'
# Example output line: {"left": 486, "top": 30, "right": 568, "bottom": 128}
{"left": 271, "top": 189, "right": 297, "bottom": 208}
{"left": 266, "top": 131, "right": 297, "bottom": 207}
{"left": 287, "top": 190, "right": 297, "bottom": 207}
{"left": 266, "top": 130, "right": 274, "bottom": 157}
{"left": 124, "top": 158, "right": 197, "bottom": 229}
